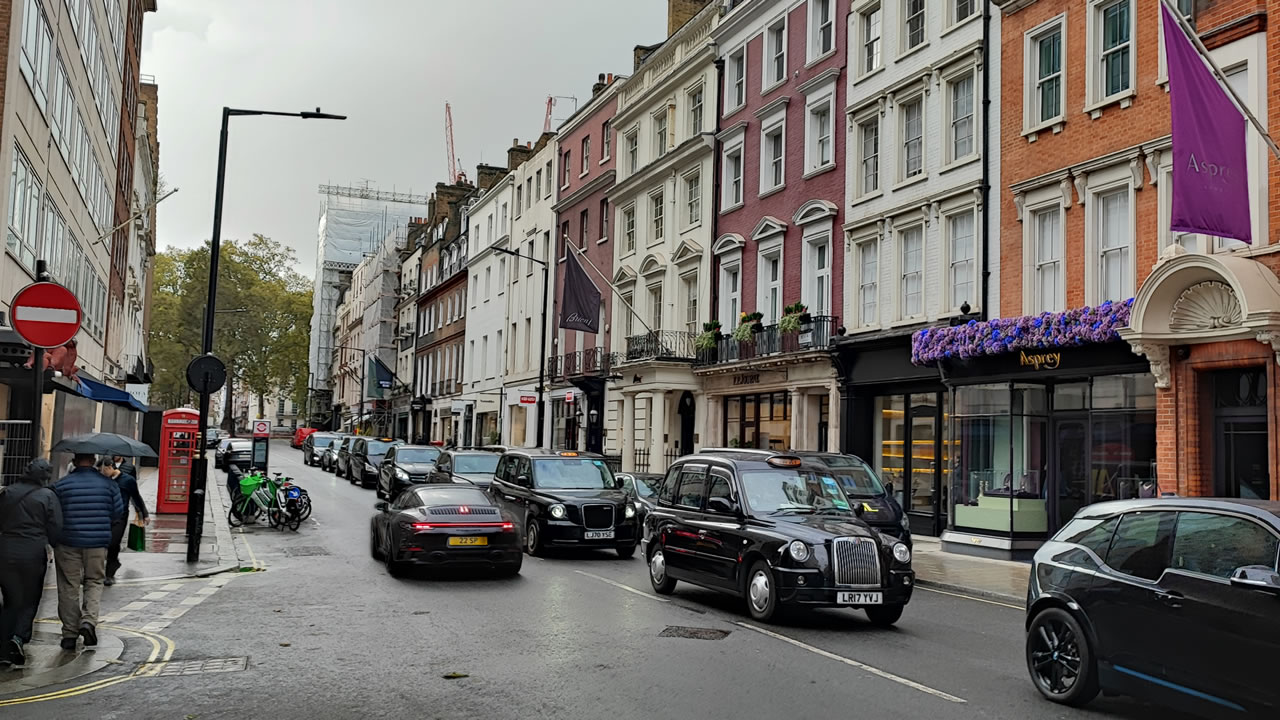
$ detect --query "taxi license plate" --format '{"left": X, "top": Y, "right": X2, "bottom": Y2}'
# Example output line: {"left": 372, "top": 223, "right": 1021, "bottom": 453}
{"left": 583, "top": 530, "right": 614, "bottom": 540}
{"left": 447, "top": 536, "right": 487, "bottom": 546}
{"left": 837, "top": 591, "right": 882, "bottom": 605}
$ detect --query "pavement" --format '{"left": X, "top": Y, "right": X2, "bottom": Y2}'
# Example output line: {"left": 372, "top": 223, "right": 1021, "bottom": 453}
{"left": 2, "top": 441, "right": 1195, "bottom": 719}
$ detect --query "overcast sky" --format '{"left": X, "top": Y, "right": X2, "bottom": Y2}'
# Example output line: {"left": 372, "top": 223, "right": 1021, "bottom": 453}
{"left": 141, "top": 1, "right": 667, "bottom": 277}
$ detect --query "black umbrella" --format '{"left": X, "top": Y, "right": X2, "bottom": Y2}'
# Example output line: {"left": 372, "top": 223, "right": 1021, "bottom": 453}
{"left": 51, "top": 432, "right": 157, "bottom": 458}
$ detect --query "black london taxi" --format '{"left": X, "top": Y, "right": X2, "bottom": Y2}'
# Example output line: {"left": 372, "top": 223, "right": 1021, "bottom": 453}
{"left": 643, "top": 450, "right": 915, "bottom": 624}
{"left": 788, "top": 451, "right": 911, "bottom": 543}
{"left": 487, "top": 449, "right": 639, "bottom": 558}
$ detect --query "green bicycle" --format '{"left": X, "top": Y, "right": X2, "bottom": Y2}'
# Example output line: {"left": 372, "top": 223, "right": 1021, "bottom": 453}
{"left": 228, "top": 469, "right": 283, "bottom": 528}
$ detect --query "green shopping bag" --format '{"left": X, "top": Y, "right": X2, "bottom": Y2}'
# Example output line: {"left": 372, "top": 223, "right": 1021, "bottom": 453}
{"left": 127, "top": 520, "right": 146, "bottom": 551}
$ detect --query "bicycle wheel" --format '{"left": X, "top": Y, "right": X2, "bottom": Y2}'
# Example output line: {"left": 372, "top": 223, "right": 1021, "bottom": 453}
{"left": 228, "top": 497, "right": 248, "bottom": 527}
{"left": 298, "top": 497, "right": 313, "bottom": 522}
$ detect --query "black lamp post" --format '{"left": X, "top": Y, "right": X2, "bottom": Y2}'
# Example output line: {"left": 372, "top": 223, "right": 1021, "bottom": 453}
{"left": 492, "top": 246, "right": 549, "bottom": 447}
{"left": 187, "top": 106, "right": 345, "bottom": 563}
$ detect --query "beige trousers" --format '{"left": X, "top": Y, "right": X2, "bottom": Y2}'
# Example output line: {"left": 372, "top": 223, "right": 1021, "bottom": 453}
{"left": 54, "top": 545, "right": 107, "bottom": 638}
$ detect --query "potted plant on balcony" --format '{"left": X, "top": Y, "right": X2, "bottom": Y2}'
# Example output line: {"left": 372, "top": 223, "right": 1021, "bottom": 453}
{"left": 696, "top": 320, "right": 722, "bottom": 352}
{"left": 779, "top": 303, "right": 806, "bottom": 334}
{"left": 732, "top": 312, "right": 754, "bottom": 342}
{"left": 748, "top": 311, "right": 765, "bottom": 334}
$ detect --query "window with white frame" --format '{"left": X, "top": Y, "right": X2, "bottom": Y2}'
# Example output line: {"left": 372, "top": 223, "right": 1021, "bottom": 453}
{"left": 562, "top": 151, "right": 572, "bottom": 186}
{"left": 623, "top": 205, "right": 636, "bottom": 253}
{"left": 948, "top": 72, "right": 976, "bottom": 162}
{"left": 903, "top": 0, "right": 926, "bottom": 52}
{"left": 581, "top": 136, "right": 591, "bottom": 173}
{"left": 765, "top": 18, "right": 787, "bottom": 87}
{"left": 1031, "top": 206, "right": 1064, "bottom": 313}
{"left": 653, "top": 109, "right": 669, "bottom": 159}
{"left": 806, "top": 234, "right": 832, "bottom": 315}
{"left": 649, "top": 284, "right": 664, "bottom": 329}
{"left": 857, "top": 116, "right": 880, "bottom": 196}
{"left": 1028, "top": 20, "right": 1065, "bottom": 127}
{"left": 807, "top": 98, "right": 834, "bottom": 171}
{"left": 544, "top": 162, "right": 553, "bottom": 197}
{"left": 857, "top": 238, "right": 879, "bottom": 327}
{"left": 620, "top": 291, "right": 634, "bottom": 337}
{"left": 860, "top": 5, "right": 882, "bottom": 75}
{"left": 536, "top": 169, "right": 543, "bottom": 199}
{"left": 602, "top": 120, "right": 611, "bottom": 159}
{"left": 729, "top": 47, "right": 747, "bottom": 109}
{"left": 20, "top": 0, "right": 53, "bottom": 112}
{"left": 899, "top": 225, "right": 923, "bottom": 318}
{"left": 685, "top": 171, "right": 701, "bottom": 226}
{"left": 626, "top": 131, "right": 639, "bottom": 173}
{"left": 1090, "top": 0, "right": 1134, "bottom": 105}
{"left": 6, "top": 146, "right": 42, "bottom": 270}
{"left": 725, "top": 145, "right": 744, "bottom": 207}
{"left": 901, "top": 97, "right": 924, "bottom": 179}
{"left": 760, "top": 249, "right": 782, "bottom": 322}
{"left": 947, "top": 210, "right": 976, "bottom": 310}
{"left": 810, "top": 0, "right": 835, "bottom": 59}
{"left": 1096, "top": 187, "right": 1132, "bottom": 303}
{"left": 721, "top": 262, "right": 742, "bottom": 322}
{"left": 763, "top": 123, "right": 785, "bottom": 191}
{"left": 683, "top": 273, "right": 699, "bottom": 333}
{"left": 651, "top": 189, "right": 665, "bottom": 242}
{"left": 515, "top": 186, "right": 523, "bottom": 216}
{"left": 953, "top": 0, "right": 976, "bottom": 25}
{"left": 688, "top": 85, "right": 704, "bottom": 136}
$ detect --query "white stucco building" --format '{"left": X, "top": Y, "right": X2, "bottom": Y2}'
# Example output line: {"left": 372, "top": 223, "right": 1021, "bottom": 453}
{"left": 460, "top": 172, "right": 512, "bottom": 446}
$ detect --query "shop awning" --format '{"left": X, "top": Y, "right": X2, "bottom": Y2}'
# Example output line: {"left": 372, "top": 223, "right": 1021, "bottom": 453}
{"left": 78, "top": 376, "right": 148, "bottom": 413}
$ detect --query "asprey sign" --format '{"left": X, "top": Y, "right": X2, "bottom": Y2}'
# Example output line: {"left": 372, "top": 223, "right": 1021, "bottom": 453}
{"left": 9, "top": 281, "right": 82, "bottom": 348}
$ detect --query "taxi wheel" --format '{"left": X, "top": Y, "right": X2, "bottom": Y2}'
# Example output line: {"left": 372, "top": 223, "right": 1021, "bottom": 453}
{"left": 865, "top": 604, "right": 904, "bottom": 627}
{"left": 648, "top": 546, "right": 676, "bottom": 595}
{"left": 745, "top": 560, "right": 781, "bottom": 622}
{"left": 525, "top": 520, "right": 544, "bottom": 557}
{"left": 616, "top": 543, "right": 636, "bottom": 560}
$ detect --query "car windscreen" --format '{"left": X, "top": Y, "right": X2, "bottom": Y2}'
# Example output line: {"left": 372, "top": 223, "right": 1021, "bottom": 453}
{"left": 740, "top": 469, "right": 852, "bottom": 514}
{"left": 532, "top": 458, "right": 615, "bottom": 490}
{"left": 454, "top": 454, "right": 498, "bottom": 474}
{"left": 620, "top": 474, "right": 659, "bottom": 497}
{"left": 366, "top": 440, "right": 400, "bottom": 455}
{"left": 414, "top": 486, "right": 490, "bottom": 506}
{"left": 825, "top": 459, "right": 886, "bottom": 498}
{"left": 396, "top": 448, "right": 441, "bottom": 464}
{"left": 312, "top": 435, "right": 340, "bottom": 448}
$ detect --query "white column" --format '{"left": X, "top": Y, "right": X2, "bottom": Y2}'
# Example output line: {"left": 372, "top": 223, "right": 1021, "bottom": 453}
{"left": 649, "top": 392, "right": 667, "bottom": 472}
{"left": 789, "top": 387, "right": 804, "bottom": 450}
{"left": 621, "top": 392, "right": 636, "bottom": 472}
{"left": 828, "top": 383, "right": 841, "bottom": 452}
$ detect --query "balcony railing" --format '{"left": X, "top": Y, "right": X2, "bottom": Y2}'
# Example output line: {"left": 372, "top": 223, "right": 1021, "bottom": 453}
{"left": 694, "top": 315, "right": 839, "bottom": 367}
{"left": 550, "top": 348, "right": 617, "bottom": 382}
{"left": 429, "top": 379, "right": 458, "bottom": 397}
{"left": 623, "top": 330, "right": 697, "bottom": 363}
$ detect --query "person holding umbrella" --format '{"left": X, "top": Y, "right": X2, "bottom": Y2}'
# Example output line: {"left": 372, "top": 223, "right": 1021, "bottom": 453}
{"left": 105, "top": 455, "right": 149, "bottom": 585}
{"left": 0, "top": 459, "right": 62, "bottom": 667}
{"left": 51, "top": 453, "right": 123, "bottom": 651}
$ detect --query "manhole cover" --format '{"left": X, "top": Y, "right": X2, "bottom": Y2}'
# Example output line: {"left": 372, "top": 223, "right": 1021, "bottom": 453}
{"left": 283, "top": 545, "right": 330, "bottom": 557}
{"left": 659, "top": 626, "right": 730, "bottom": 641}
{"left": 145, "top": 657, "right": 249, "bottom": 676}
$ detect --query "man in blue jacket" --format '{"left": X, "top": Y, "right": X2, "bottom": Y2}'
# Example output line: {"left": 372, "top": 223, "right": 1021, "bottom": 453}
{"left": 52, "top": 454, "right": 123, "bottom": 651}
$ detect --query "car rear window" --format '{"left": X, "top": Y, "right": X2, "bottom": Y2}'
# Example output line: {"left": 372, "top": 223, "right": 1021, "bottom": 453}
{"left": 414, "top": 486, "right": 490, "bottom": 506}
{"left": 531, "top": 458, "right": 614, "bottom": 489}
{"left": 366, "top": 440, "right": 400, "bottom": 454}
{"left": 312, "top": 435, "right": 340, "bottom": 447}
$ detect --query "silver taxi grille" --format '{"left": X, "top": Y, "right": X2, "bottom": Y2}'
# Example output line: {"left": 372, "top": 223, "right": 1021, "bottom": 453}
{"left": 832, "top": 537, "right": 881, "bottom": 586}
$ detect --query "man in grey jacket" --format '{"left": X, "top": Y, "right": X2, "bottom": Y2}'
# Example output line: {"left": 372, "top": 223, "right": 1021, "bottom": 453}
{"left": 0, "top": 459, "right": 62, "bottom": 667}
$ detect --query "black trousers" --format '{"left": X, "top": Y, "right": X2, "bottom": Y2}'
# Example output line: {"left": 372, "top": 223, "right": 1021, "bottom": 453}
{"left": 0, "top": 549, "right": 48, "bottom": 644}
{"left": 106, "top": 518, "right": 126, "bottom": 578}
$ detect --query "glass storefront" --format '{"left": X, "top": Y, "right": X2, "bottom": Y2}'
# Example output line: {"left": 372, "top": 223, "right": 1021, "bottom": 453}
{"left": 950, "top": 373, "right": 1156, "bottom": 539}
{"left": 873, "top": 391, "right": 950, "bottom": 535}
{"left": 723, "top": 392, "right": 790, "bottom": 449}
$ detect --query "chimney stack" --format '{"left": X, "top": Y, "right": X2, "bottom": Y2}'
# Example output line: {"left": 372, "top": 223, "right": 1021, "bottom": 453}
{"left": 592, "top": 72, "right": 607, "bottom": 97}
{"left": 667, "top": 0, "right": 710, "bottom": 37}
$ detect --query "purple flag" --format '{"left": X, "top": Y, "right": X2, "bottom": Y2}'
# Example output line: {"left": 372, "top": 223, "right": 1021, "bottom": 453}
{"left": 1163, "top": 4, "right": 1251, "bottom": 243}
{"left": 559, "top": 250, "right": 601, "bottom": 333}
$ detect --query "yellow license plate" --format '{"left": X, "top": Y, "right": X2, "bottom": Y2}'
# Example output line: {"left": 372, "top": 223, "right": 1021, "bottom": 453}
{"left": 448, "top": 536, "right": 487, "bottom": 546}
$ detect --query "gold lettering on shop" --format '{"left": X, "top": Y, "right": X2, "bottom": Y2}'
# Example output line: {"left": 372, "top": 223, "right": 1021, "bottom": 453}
{"left": 1019, "top": 351, "right": 1061, "bottom": 370}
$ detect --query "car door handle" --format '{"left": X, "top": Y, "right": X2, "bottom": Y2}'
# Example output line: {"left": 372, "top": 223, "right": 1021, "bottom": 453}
{"left": 697, "top": 529, "right": 707, "bottom": 537}
{"left": 1154, "top": 590, "right": 1184, "bottom": 608}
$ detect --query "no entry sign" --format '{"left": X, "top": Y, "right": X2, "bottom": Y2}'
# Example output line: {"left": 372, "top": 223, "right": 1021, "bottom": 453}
{"left": 10, "top": 281, "right": 82, "bottom": 348}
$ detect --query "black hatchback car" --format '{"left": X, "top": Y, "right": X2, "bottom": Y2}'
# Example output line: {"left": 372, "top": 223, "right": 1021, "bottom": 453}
{"left": 347, "top": 437, "right": 403, "bottom": 488}
{"left": 1025, "top": 498, "right": 1280, "bottom": 717}
{"left": 488, "top": 449, "right": 639, "bottom": 558}
{"left": 643, "top": 451, "right": 915, "bottom": 624}
{"left": 376, "top": 445, "right": 442, "bottom": 500}
{"left": 370, "top": 484, "right": 521, "bottom": 577}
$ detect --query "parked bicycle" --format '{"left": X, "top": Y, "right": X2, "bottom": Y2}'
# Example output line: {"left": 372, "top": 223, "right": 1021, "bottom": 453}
{"left": 227, "top": 467, "right": 312, "bottom": 532}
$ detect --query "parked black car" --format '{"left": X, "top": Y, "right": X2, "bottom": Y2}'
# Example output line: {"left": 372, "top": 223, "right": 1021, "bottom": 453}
{"left": 370, "top": 484, "right": 521, "bottom": 577}
{"left": 215, "top": 438, "right": 251, "bottom": 471}
{"left": 1025, "top": 498, "right": 1280, "bottom": 717}
{"left": 787, "top": 451, "right": 911, "bottom": 544}
{"left": 348, "top": 437, "right": 403, "bottom": 487}
{"left": 205, "top": 427, "right": 227, "bottom": 449}
{"left": 617, "top": 472, "right": 663, "bottom": 528}
{"left": 488, "top": 449, "right": 639, "bottom": 558}
{"left": 319, "top": 435, "right": 348, "bottom": 472}
{"left": 430, "top": 450, "right": 500, "bottom": 487}
{"left": 301, "top": 432, "right": 343, "bottom": 467}
{"left": 333, "top": 436, "right": 355, "bottom": 477}
{"left": 376, "top": 445, "right": 442, "bottom": 500}
{"left": 643, "top": 450, "right": 915, "bottom": 624}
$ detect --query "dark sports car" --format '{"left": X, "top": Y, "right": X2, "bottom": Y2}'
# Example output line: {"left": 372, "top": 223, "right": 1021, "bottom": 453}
{"left": 370, "top": 485, "right": 522, "bottom": 577}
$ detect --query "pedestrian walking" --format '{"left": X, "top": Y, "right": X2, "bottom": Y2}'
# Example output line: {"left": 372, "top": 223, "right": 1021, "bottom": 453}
{"left": 51, "top": 454, "right": 122, "bottom": 651}
{"left": 105, "top": 455, "right": 149, "bottom": 586}
{"left": 0, "top": 459, "right": 62, "bottom": 667}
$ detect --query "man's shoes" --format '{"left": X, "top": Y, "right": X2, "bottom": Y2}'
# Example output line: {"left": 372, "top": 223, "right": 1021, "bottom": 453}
{"left": 79, "top": 623, "right": 97, "bottom": 647}
{"left": 60, "top": 637, "right": 78, "bottom": 652}
{"left": 3, "top": 639, "right": 25, "bottom": 667}
{"left": 104, "top": 576, "right": 115, "bottom": 586}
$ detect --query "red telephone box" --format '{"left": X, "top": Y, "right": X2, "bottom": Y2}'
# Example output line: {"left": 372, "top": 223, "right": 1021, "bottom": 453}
{"left": 157, "top": 409, "right": 200, "bottom": 514}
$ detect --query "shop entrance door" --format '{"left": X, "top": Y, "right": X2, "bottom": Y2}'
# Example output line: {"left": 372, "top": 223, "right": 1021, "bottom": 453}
{"left": 1051, "top": 416, "right": 1090, "bottom": 533}
{"left": 1212, "top": 369, "right": 1269, "bottom": 499}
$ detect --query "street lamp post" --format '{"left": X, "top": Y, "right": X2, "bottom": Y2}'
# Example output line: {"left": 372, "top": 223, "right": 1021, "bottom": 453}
{"left": 493, "top": 246, "right": 549, "bottom": 447}
{"left": 188, "top": 106, "right": 345, "bottom": 563}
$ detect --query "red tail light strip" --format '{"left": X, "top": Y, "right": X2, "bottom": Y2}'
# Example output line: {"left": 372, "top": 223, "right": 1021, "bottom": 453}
{"left": 411, "top": 522, "right": 515, "bottom": 532}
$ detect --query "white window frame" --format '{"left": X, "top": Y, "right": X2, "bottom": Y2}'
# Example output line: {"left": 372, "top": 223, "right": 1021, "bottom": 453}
{"left": 1024, "top": 197, "right": 1066, "bottom": 314}
{"left": 902, "top": 0, "right": 927, "bottom": 55}
{"left": 1082, "top": 165, "right": 1136, "bottom": 306}
{"left": 682, "top": 270, "right": 700, "bottom": 334}
{"left": 943, "top": 206, "right": 977, "bottom": 313}
{"left": 1023, "top": 15, "right": 1067, "bottom": 134}
{"left": 857, "top": 3, "right": 882, "bottom": 77}
{"left": 1085, "top": 0, "right": 1136, "bottom": 113}
{"left": 759, "top": 104, "right": 786, "bottom": 195}
{"left": 625, "top": 130, "right": 639, "bottom": 174}
{"left": 951, "top": 0, "right": 978, "bottom": 27}
{"left": 852, "top": 233, "right": 881, "bottom": 329}
{"left": 581, "top": 136, "right": 591, "bottom": 175}
{"left": 802, "top": 227, "right": 833, "bottom": 316}
{"left": 619, "top": 290, "right": 635, "bottom": 338}
{"left": 720, "top": 258, "right": 742, "bottom": 325}
{"left": 763, "top": 15, "right": 788, "bottom": 90}
{"left": 723, "top": 140, "right": 745, "bottom": 210}
{"left": 803, "top": 77, "right": 837, "bottom": 175}
{"left": 897, "top": 223, "right": 925, "bottom": 320}
{"left": 808, "top": 0, "right": 836, "bottom": 63}
{"left": 758, "top": 239, "right": 784, "bottom": 324}
{"left": 854, "top": 110, "right": 881, "bottom": 199}
{"left": 602, "top": 119, "right": 612, "bottom": 160}
{"left": 653, "top": 107, "right": 669, "bottom": 160}
{"left": 899, "top": 93, "right": 925, "bottom": 182}
{"left": 944, "top": 68, "right": 978, "bottom": 166}
{"left": 728, "top": 46, "right": 747, "bottom": 112}
{"left": 648, "top": 282, "right": 665, "bottom": 330}
{"left": 650, "top": 187, "right": 665, "bottom": 244}
{"left": 687, "top": 83, "right": 705, "bottom": 137}
{"left": 683, "top": 168, "right": 702, "bottom": 229}
{"left": 622, "top": 204, "right": 637, "bottom": 254}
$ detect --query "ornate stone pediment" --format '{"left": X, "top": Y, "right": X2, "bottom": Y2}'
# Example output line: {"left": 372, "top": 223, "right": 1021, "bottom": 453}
{"left": 1169, "top": 281, "right": 1242, "bottom": 333}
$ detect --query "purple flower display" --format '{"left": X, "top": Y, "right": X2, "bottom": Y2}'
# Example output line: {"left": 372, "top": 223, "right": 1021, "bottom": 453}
{"left": 910, "top": 299, "right": 1134, "bottom": 366}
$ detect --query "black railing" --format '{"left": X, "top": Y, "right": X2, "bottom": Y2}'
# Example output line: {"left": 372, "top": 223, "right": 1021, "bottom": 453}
{"left": 601, "top": 455, "right": 623, "bottom": 474}
{"left": 694, "top": 315, "right": 838, "bottom": 367}
{"left": 623, "top": 330, "right": 698, "bottom": 362}
{"left": 550, "top": 348, "right": 618, "bottom": 381}
{"left": 633, "top": 447, "right": 651, "bottom": 473}
{"left": 662, "top": 448, "right": 682, "bottom": 470}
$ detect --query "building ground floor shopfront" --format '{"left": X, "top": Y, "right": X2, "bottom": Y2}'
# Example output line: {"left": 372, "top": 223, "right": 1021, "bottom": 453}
{"left": 502, "top": 382, "right": 540, "bottom": 448}
{"left": 696, "top": 358, "right": 840, "bottom": 457}
{"left": 612, "top": 362, "right": 701, "bottom": 473}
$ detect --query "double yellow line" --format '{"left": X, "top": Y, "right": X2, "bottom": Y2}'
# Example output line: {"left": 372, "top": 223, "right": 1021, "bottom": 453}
{"left": 0, "top": 623, "right": 175, "bottom": 707}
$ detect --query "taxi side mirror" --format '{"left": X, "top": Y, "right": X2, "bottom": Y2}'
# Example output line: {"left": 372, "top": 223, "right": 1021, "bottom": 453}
{"left": 515, "top": 474, "right": 531, "bottom": 488}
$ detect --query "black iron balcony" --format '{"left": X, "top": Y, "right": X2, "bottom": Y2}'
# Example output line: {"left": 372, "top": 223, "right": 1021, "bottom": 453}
{"left": 694, "top": 315, "right": 839, "bottom": 367}
{"left": 623, "top": 330, "right": 698, "bottom": 362}
{"left": 550, "top": 348, "right": 617, "bottom": 382}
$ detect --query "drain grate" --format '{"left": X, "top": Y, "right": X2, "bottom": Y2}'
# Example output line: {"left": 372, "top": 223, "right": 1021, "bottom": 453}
{"left": 283, "top": 545, "right": 330, "bottom": 557}
{"left": 659, "top": 626, "right": 731, "bottom": 641}
{"left": 146, "top": 657, "right": 249, "bottom": 676}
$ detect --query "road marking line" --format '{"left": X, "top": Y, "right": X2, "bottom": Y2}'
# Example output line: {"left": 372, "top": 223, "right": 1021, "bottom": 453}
{"left": 574, "top": 570, "right": 671, "bottom": 603}
{"left": 916, "top": 586, "right": 1023, "bottom": 610}
{"left": 141, "top": 591, "right": 169, "bottom": 601}
{"left": 161, "top": 583, "right": 183, "bottom": 591}
{"left": 120, "top": 601, "right": 151, "bottom": 611}
{"left": 734, "top": 622, "right": 967, "bottom": 704}
{"left": 195, "top": 585, "right": 220, "bottom": 595}
{"left": 98, "top": 611, "right": 128, "bottom": 623}
{"left": 179, "top": 595, "right": 205, "bottom": 606}
{"left": 162, "top": 606, "right": 189, "bottom": 619}
{"left": 0, "top": 623, "right": 174, "bottom": 706}
{"left": 141, "top": 621, "right": 168, "bottom": 632}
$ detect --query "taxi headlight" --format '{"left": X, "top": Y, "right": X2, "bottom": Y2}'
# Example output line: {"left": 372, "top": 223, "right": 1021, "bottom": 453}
{"left": 549, "top": 503, "right": 567, "bottom": 520}
{"left": 624, "top": 503, "right": 636, "bottom": 519}
{"left": 892, "top": 543, "right": 912, "bottom": 564}
{"left": 788, "top": 540, "right": 810, "bottom": 562}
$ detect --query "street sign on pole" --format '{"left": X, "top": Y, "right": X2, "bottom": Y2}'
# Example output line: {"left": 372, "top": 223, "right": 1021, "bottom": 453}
{"left": 185, "top": 354, "right": 226, "bottom": 394}
{"left": 252, "top": 420, "right": 271, "bottom": 438}
{"left": 10, "top": 281, "right": 82, "bottom": 348}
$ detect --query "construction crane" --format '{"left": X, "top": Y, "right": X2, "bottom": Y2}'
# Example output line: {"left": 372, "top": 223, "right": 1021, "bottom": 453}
{"left": 445, "top": 102, "right": 467, "bottom": 184}
{"left": 543, "top": 95, "right": 579, "bottom": 133}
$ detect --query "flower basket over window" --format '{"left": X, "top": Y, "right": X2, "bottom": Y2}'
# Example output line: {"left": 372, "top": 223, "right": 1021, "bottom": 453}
{"left": 696, "top": 320, "right": 722, "bottom": 351}
{"left": 779, "top": 303, "right": 808, "bottom": 333}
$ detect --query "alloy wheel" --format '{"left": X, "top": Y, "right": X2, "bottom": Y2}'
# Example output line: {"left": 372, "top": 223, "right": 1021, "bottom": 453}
{"left": 1030, "top": 617, "right": 1082, "bottom": 696}
{"left": 649, "top": 549, "right": 666, "bottom": 584}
